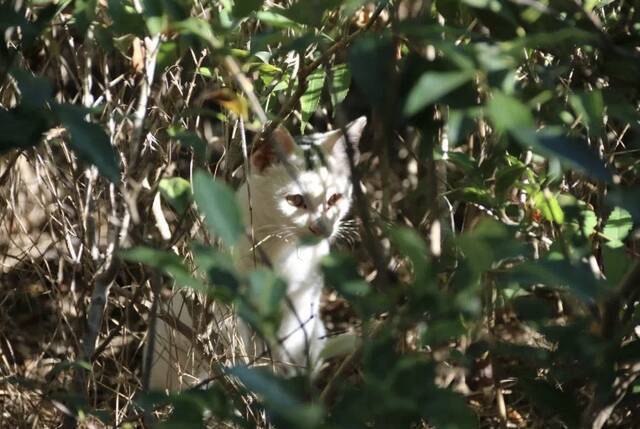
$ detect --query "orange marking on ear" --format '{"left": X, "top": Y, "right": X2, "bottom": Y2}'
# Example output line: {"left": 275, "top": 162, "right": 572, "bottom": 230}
{"left": 251, "top": 126, "right": 296, "bottom": 172}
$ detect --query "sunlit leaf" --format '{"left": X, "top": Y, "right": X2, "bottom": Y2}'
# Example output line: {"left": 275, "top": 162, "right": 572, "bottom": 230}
{"left": 329, "top": 64, "right": 351, "bottom": 109}
{"left": 320, "top": 333, "right": 359, "bottom": 360}
{"left": 159, "top": 177, "right": 191, "bottom": 214}
{"left": 204, "top": 88, "right": 249, "bottom": 119}
{"left": 300, "top": 69, "right": 326, "bottom": 132}
{"left": 255, "top": 11, "right": 301, "bottom": 29}
{"left": 602, "top": 207, "right": 633, "bottom": 248}
{"left": 606, "top": 188, "right": 640, "bottom": 222}
{"left": 533, "top": 190, "right": 565, "bottom": 224}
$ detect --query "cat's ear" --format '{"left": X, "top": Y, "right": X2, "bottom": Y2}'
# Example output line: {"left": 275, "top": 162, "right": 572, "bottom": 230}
{"left": 323, "top": 116, "right": 367, "bottom": 162}
{"left": 251, "top": 126, "right": 296, "bottom": 173}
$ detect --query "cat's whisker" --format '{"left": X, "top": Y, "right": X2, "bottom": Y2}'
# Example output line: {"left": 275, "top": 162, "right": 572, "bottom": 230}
{"left": 332, "top": 221, "right": 361, "bottom": 247}
{"left": 252, "top": 224, "right": 298, "bottom": 233}
{"left": 250, "top": 229, "right": 301, "bottom": 250}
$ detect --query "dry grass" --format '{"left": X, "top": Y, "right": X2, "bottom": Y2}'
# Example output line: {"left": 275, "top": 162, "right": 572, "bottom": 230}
{"left": 2, "top": 2, "right": 639, "bottom": 429}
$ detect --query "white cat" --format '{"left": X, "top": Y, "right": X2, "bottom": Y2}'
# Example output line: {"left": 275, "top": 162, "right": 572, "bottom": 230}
{"left": 236, "top": 116, "right": 367, "bottom": 374}
{"left": 149, "top": 117, "right": 366, "bottom": 390}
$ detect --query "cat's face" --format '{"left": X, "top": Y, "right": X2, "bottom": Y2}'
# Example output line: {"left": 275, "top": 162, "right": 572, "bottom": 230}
{"left": 247, "top": 117, "right": 366, "bottom": 243}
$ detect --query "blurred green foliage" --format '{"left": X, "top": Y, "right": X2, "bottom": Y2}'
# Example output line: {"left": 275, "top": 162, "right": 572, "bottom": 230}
{"left": 3, "top": 0, "right": 640, "bottom": 427}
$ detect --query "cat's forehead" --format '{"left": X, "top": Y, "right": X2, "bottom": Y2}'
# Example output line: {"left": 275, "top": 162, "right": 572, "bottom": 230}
{"left": 294, "top": 137, "right": 332, "bottom": 170}
{"left": 269, "top": 163, "right": 347, "bottom": 197}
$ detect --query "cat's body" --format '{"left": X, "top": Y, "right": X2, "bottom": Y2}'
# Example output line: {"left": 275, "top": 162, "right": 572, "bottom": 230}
{"left": 149, "top": 117, "right": 366, "bottom": 390}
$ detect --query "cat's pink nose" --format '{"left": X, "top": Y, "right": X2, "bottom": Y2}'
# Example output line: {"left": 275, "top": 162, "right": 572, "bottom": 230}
{"left": 308, "top": 222, "right": 324, "bottom": 236}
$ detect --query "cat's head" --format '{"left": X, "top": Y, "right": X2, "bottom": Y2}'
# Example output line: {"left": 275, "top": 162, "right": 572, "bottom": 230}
{"left": 247, "top": 117, "right": 367, "bottom": 242}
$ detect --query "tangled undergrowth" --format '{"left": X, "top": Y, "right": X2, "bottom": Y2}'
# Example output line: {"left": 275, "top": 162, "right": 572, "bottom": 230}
{"left": 2, "top": 0, "right": 640, "bottom": 428}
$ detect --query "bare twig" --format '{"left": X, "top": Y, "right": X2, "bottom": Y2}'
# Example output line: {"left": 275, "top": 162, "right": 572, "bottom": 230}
{"left": 129, "top": 34, "right": 162, "bottom": 173}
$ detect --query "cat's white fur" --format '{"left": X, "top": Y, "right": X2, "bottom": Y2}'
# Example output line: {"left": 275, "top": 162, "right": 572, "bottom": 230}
{"left": 236, "top": 116, "right": 366, "bottom": 373}
{"left": 149, "top": 117, "right": 366, "bottom": 390}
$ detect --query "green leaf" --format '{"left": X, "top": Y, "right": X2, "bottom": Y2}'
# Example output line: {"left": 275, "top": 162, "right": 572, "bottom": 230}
{"left": 520, "top": 379, "right": 580, "bottom": 427}
{"left": 192, "top": 244, "right": 239, "bottom": 301}
{"left": 389, "top": 226, "right": 431, "bottom": 285}
{"left": 452, "top": 186, "right": 495, "bottom": 207}
{"left": 12, "top": 68, "right": 53, "bottom": 109}
{"left": 403, "top": 70, "right": 475, "bottom": 116}
{"left": 533, "top": 190, "right": 565, "bottom": 224}
{"left": 47, "top": 360, "right": 92, "bottom": 378}
{"left": 322, "top": 252, "right": 385, "bottom": 317}
{"left": 602, "top": 207, "right": 633, "bottom": 248}
{"left": 300, "top": 69, "right": 326, "bottom": 132}
{"left": 423, "top": 388, "right": 478, "bottom": 429}
{"left": 156, "top": 41, "right": 181, "bottom": 71}
{"left": 606, "top": 188, "right": 640, "bottom": 223}
{"left": 506, "top": 258, "right": 606, "bottom": 301}
{"left": 569, "top": 90, "right": 604, "bottom": 136}
{"left": 158, "top": 387, "right": 234, "bottom": 429}
{"left": 167, "top": 126, "right": 207, "bottom": 161}
{"left": 173, "top": 18, "right": 222, "bottom": 48}
{"left": 603, "top": 246, "right": 632, "bottom": 286}
{"left": 487, "top": 91, "right": 534, "bottom": 132}
{"left": 349, "top": 35, "right": 394, "bottom": 107}
{"left": 120, "top": 246, "right": 211, "bottom": 293}
{"left": 74, "top": 0, "right": 97, "bottom": 34}
{"left": 233, "top": 0, "right": 263, "bottom": 18}
{"left": 227, "top": 366, "right": 324, "bottom": 426}
{"left": 254, "top": 11, "right": 301, "bottom": 29}
{"left": 559, "top": 195, "right": 598, "bottom": 237}
{"left": 319, "top": 333, "right": 359, "bottom": 360}
{"left": 511, "top": 128, "right": 613, "bottom": 183}
{"left": 329, "top": 64, "right": 351, "bottom": 109}
{"left": 158, "top": 177, "right": 191, "bottom": 214}
{"left": 446, "top": 108, "right": 477, "bottom": 146}
{"left": 237, "top": 269, "right": 286, "bottom": 340}
{"left": 108, "top": 0, "right": 146, "bottom": 36}
{"left": 422, "top": 319, "right": 466, "bottom": 347}
{"left": 495, "top": 163, "right": 527, "bottom": 196}
{"left": 457, "top": 220, "right": 526, "bottom": 274}
{"left": 280, "top": 0, "right": 341, "bottom": 27}
{"left": 54, "top": 104, "right": 120, "bottom": 182}
{"left": 0, "top": 108, "right": 50, "bottom": 153}
{"left": 192, "top": 170, "right": 245, "bottom": 246}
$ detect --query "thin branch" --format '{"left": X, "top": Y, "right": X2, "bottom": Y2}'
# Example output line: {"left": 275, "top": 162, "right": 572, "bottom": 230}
{"left": 129, "top": 34, "right": 162, "bottom": 173}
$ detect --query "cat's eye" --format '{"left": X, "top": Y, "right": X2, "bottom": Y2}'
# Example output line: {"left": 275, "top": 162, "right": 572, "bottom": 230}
{"left": 327, "top": 193, "right": 342, "bottom": 207}
{"left": 286, "top": 194, "right": 307, "bottom": 209}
